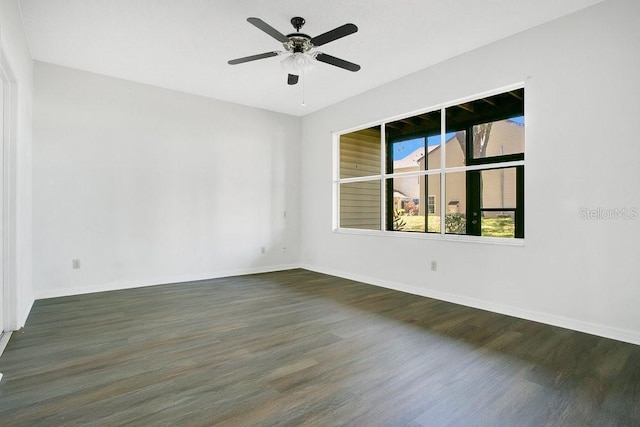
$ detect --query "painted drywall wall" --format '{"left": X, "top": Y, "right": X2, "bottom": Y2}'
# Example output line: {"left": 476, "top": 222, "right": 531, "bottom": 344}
{"left": 33, "top": 61, "right": 300, "bottom": 297}
{"left": 300, "top": 0, "right": 640, "bottom": 344}
{"left": 0, "top": 0, "right": 34, "bottom": 329}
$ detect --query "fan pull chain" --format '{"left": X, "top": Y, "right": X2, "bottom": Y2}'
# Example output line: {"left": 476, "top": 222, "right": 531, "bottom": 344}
{"left": 301, "top": 71, "right": 306, "bottom": 107}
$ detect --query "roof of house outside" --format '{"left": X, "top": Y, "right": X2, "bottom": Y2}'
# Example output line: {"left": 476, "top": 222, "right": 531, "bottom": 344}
{"left": 393, "top": 145, "right": 439, "bottom": 169}
{"left": 392, "top": 119, "right": 523, "bottom": 170}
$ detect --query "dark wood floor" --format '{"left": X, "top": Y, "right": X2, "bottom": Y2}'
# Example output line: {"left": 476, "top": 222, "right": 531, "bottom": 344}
{"left": 1, "top": 269, "right": 639, "bottom": 426}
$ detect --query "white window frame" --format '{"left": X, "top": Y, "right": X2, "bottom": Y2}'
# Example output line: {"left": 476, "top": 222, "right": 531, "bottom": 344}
{"left": 333, "top": 82, "right": 526, "bottom": 246}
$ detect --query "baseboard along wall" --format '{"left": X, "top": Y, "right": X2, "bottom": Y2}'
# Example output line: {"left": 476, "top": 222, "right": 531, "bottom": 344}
{"left": 30, "top": 263, "right": 640, "bottom": 347}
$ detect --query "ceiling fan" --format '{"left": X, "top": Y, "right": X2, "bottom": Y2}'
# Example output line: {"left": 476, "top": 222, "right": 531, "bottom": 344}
{"left": 228, "top": 17, "right": 361, "bottom": 85}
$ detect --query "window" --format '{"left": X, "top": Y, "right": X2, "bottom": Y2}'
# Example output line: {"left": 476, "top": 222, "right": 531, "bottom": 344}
{"left": 427, "top": 195, "right": 436, "bottom": 215}
{"left": 336, "top": 87, "right": 525, "bottom": 239}
{"left": 339, "top": 126, "right": 382, "bottom": 230}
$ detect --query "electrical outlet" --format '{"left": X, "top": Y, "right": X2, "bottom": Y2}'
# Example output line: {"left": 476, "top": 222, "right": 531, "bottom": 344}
{"left": 430, "top": 260, "right": 437, "bottom": 271}
{"left": 72, "top": 259, "right": 80, "bottom": 269}
{"left": 260, "top": 246, "right": 266, "bottom": 254}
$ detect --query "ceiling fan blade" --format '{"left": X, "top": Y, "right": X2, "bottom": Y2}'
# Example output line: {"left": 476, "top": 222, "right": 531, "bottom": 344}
{"left": 247, "top": 17, "right": 289, "bottom": 43}
{"left": 315, "top": 53, "right": 361, "bottom": 72}
{"left": 287, "top": 74, "right": 299, "bottom": 85}
{"left": 310, "top": 23, "right": 358, "bottom": 47}
{"left": 228, "top": 51, "right": 279, "bottom": 65}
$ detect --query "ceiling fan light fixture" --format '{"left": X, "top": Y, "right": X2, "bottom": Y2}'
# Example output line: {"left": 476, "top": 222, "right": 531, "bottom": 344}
{"left": 280, "top": 52, "right": 314, "bottom": 75}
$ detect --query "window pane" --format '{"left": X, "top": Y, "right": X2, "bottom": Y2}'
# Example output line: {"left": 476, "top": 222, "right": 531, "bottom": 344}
{"left": 473, "top": 117, "right": 524, "bottom": 159}
{"left": 388, "top": 176, "right": 423, "bottom": 231}
{"left": 390, "top": 137, "right": 425, "bottom": 174}
{"left": 386, "top": 174, "right": 441, "bottom": 233}
{"left": 445, "top": 172, "right": 466, "bottom": 234}
{"left": 481, "top": 167, "right": 517, "bottom": 209}
{"left": 340, "top": 181, "right": 381, "bottom": 230}
{"left": 340, "top": 126, "right": 381, "bottom": 179}
{"left": 481, "top": 211, "right": 515, "bottom": 238}
{"left": 426, "top": 174, "right": 441, "bottom": 233}
{"left": 446, "top": 88, "right": 524, "bottom": 164}
{"left": 387, "top": 110, "right": 441, "bottom": 172}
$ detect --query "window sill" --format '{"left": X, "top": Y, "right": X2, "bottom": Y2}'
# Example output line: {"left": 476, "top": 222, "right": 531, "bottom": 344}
{"left": 333, "top": 227, "right": 525, "bottom": 246}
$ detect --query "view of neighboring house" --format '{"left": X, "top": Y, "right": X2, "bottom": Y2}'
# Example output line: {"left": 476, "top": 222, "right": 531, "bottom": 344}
{"left": 392, "top": 118, "right": 524, "bottom": 219}
{"left": 391, "top": 145, "right": 438, "bottom": 214}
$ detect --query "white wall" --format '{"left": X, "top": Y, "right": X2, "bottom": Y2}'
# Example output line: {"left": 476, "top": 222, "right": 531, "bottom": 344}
{"left": 33, "top": 61, "right": 300, "bottom": 297}
{"left": 0, "top": 0, "right": 34, "bottom": 328}
{"left": 300, "top": 0, "right": 640, "bottom": 344}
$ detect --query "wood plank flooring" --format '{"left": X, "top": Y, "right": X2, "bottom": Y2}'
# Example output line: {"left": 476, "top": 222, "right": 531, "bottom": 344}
{"left": 1, "top": 269, "right": 639, "bottom": 426}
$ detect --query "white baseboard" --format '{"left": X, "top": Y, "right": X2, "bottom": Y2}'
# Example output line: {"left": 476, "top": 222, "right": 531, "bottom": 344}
{"left": 17, "top": 299, "right": 35, "bottom": 329}
{"left": 300, "top": 263, "right": 640, "bottom": 347}
{"left": 0, "top": 331, "right": 12, "bottom": 358}
{"left": 35, "top": 264, "right": 300, "bottom": 300}
{"left": 31, "top": 262, "right": 640, "bottom": 346}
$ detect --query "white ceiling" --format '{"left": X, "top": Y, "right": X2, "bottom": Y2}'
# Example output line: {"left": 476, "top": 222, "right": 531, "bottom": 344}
{"left": 19, "top": 0, "right": 605, "bottom": 116}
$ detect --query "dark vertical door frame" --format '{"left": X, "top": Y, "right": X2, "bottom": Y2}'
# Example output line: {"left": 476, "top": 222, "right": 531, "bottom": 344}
{"left": 464, "top": 126, "right": 481, "bottom": 236}
{"left": 385, "top": 135, "right": 394, "bottom": 231}
{"left": 515, "top": 165, "right": 525, "bottom": 238}
{"left": 466, "top": 170, "right": 482, "bottom": 236}
{"left": 463, "top": 120, "right": 525, "bottom": 238}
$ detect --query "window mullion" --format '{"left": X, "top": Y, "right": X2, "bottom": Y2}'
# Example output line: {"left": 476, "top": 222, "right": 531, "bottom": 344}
{"left": 380, "top": 123, "right": 386, "bottom": 231}
{"left": 440, "top": 107, "right": 446, "bottom": 235}
{"left": 333, "top": 133, "right": 339, "bottom": 229}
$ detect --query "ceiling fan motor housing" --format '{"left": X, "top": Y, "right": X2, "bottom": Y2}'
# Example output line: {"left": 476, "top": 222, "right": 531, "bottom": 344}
{"left": 284, "top": 35, "right": 312, "bottom": 53}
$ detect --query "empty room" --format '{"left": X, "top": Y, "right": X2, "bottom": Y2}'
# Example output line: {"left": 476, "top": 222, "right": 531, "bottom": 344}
{"left": 1, "top": 0, "right": 639, "bottom": 425}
